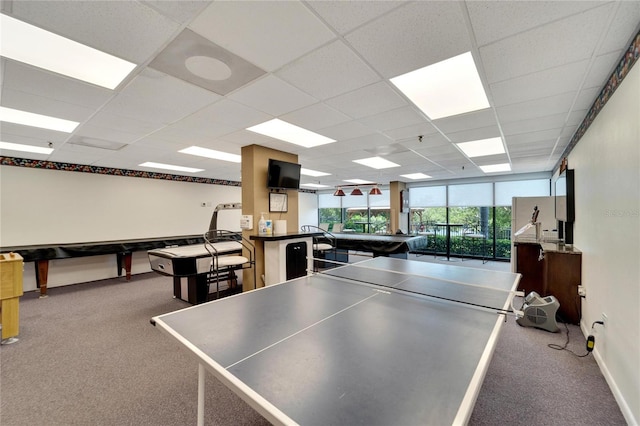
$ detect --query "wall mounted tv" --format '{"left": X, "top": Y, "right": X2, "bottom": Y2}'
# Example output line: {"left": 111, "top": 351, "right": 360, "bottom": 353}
{"left": 267, "top": 159, "right": 301, "bottom": 190}
{"left": 554, "top": 168, "right": 575, "bottom": 223}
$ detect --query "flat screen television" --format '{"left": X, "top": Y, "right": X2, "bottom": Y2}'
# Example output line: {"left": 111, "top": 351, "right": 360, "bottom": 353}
{"left": 267, "top": 159, "right": 301, "bottom": 189}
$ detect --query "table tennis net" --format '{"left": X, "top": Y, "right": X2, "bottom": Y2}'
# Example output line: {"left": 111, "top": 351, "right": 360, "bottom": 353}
{"left": 317, "top": 261, "right": 521, "bottom": 315}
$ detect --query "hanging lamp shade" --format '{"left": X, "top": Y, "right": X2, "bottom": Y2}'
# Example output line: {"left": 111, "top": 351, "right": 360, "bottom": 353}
{"left": 333, "top": 188, "right": 346, "bottom": 196}
{"left": 350, "top": 187, "right": 363, "bottom": 196}
{"left": 369, "top": 186, "right": 382, "bottom": 195}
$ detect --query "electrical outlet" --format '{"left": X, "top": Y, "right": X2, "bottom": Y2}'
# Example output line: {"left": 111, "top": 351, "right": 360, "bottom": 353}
{"left": 601, "top": 312, "right": 607, "bottom": 327}
{"left": 577, "top": 285, "right": 586, "bottom": 297}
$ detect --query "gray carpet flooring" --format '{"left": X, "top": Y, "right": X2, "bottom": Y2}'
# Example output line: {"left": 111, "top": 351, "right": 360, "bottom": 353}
{"left": 0, "top": 258, "right": 626, "bottom": 425}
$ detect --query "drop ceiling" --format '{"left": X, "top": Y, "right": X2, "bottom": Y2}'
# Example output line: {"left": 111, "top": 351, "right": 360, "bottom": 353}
{"left": 1, "top": 0, "right": 638, "bottom": 188}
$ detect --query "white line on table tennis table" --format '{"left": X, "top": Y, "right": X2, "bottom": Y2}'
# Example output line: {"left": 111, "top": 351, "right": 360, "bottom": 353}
{"left": 224, "top": 290, "right": 382, "bottom": 370}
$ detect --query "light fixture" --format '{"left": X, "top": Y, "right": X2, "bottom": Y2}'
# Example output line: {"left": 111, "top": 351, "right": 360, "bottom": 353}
{"left": 139, "top": 162, "right": 204, "bottom": 173}
{"left": 300, "top": 183, "right": 330, "bottom": 188}
{"left": 1, "top": 14, "right": 136, "bottom": 90}
{"left": 400, "top": 173, "right": 431, "bottom": 180}
{"left": 456, "top": 137, "right": 505, "bottom": 158}
{"left": 333, "top": 183, "right": 383, "bottom": 196}
{"left": 369, "top": 186, "right": 382, "bottom": 195}
{"left": 246, "top": 119, "right": 336, "bottom": 148}
{"left": 480, "top": 163, "right": 511, "bottom": 173}
{"left": 0, "top": 141, "right": 54, "bottom": 155}
{"left": 352, "top": 156, "right": 400, "bottom": 169}
{"left": 0, "top": 106, "right": 79, "bottom": 133}
{"left": 390, "top": 51, "right": 489, "bottom": 120}
{"left": 301, "top": 168, "right": 330, "bottom": 177}
{"left": 178, "top": 146, "right": 241, "bottom": 163}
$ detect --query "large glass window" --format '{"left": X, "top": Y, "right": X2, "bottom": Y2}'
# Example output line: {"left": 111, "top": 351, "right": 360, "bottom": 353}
{"left": 405, "top": 178, "right": 550, "bottom": 261}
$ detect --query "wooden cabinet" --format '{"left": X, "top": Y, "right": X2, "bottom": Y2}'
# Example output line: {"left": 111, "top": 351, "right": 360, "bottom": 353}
{"left": 515, "top": 242, "right": 582, "bottom": 325}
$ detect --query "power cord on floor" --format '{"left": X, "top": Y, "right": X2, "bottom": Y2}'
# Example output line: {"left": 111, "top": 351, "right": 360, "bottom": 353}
{"left": 548, "top": 320, "right": 604, "bottom": 357}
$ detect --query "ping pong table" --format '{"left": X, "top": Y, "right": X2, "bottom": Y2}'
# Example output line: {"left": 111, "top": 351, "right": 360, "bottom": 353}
{"left": 152, "top": 256, "right": 521, "bottom": 425}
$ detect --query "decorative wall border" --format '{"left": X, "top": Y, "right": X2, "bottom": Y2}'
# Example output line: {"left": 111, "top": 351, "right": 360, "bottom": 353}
{"left": 557, "top": 29, "right": 640, "bottom": 169}
{"left": 0, "top": 156, "right": 241, "bottom": 186}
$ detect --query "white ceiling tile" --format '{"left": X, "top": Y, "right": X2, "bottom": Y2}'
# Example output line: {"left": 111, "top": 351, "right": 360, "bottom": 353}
{"left": 307, "top": 1, "right": 402, "bottom": 35}
{"left": 75, "top": 122, "right": 153, "bottom": 145}
{"left": 190, "top": 1, "right": 335, "bottom": 72}
{"left": 566, "top": 109, "right": 588, "bottom": 127}
{"left": 100, "top": 69, "right": 220, "bottom": 125}
{"left": 0, "top": 122, "right": 70, "bottom": 144}
{"left": 356, "top": 106, "right": 426, "bottom": 133}
{"left": 141, "top": 0, "right": 210, "bottom": 25}
{"left": 9, "top": 1, "right": 181, "bottom": 63}
{"left": 184, "top": 99, "right": 272, "bottom": 130}
{"left": 1, "top": 59, "right": 113, "bottom": 109}
{"left": 496, "top": 91, "right": 576, "bottom": 124}
{"left": 150, "top": 120, "right": 236, "bottom": 144}
{"left": 504, "top": 129, "right": 561, "bottom": 146}
{"left": 345, "top": 2, "right": 471, "bottom": 78}
{"left": 276, "top": 40, "right": 381, "bottom": 100}
{"left": 79, "top": 111, "right": 160, "bottom": 142}
{"left": 467, "top": 1, "right": 605, "bottom": 46}
{"left": 480, "top": 3, "right": 615, "bottom": 84}
{"left": 490, "top": 60, "right": 589, "bottom": 106}
{"left": 228, "top": 75, "right": 317, "bottom": 116}
{"left": 280, "top": 103, "right": 351, "bottom": 131}
{"left": 597, "top": 1, "right": 640, "bottom": 54}
{"left": 1, "top": 88, "right": 96, "bottom": 123}
{"left": 502, "top": 113, "right": 567, "bottom": 137}
{"left": 446, "top": 126, "right": 501, "bottom": 144}
{"left": 432, "top": 109, "right": 497, "bottom": 133}
{"left": 316, "top": 118, "right": 376, "bottom": 141}
{"left": 383, "top": 123, "right": 441, "bottom": 143}
{"left": 582, "top": 51, "right": 623, "bottom": 89}
{"left": 325, "top": 82, "right": 408, "bottom": 119}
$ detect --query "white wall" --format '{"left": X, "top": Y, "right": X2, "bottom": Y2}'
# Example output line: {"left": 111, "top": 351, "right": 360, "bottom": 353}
{"left": 0, "top": 166, "right": 241, "bottom": 290}
{"left": 0, "top": 166, "right": 241, "bottom": 245}
{"left": 568, "top": 63, "right": 639, "bottom": 424}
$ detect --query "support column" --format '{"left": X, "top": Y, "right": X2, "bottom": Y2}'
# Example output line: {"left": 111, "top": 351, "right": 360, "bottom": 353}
{"left": 389, "top": 181, "right": 408, "bottom": 234}
{"left": 241, "top": 145, "right": 299, "bottom": 291}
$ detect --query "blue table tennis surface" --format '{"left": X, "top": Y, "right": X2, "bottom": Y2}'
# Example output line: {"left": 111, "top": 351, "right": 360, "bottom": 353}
{"left": 152, "top": 257, "right": 521, "bottom": 425}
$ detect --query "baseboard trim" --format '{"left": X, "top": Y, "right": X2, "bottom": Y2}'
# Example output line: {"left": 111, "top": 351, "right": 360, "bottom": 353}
{"left": 580, "top": 320, "right": 638, "bottom": 425}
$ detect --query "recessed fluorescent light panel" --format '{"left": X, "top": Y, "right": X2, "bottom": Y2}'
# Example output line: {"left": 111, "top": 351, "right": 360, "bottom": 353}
{"left": 390, "top": 52, "right": 489, "bottom": 120}
{"left": 300, "top": 183, "right": 330, "bottom": 188}
{"left": 353, "top": 157, "right": 400, "bottom": 169}
{"left": 480, "top": 163, "right": 511, "bottom": 173}
{"left": 139, "top": 162, "right": 204, "bottom": 173}
{"left": 456, "top": 137, "right": 505, "bottom": 158}
{"left": 400, "top": 173, "right": 431, "bottom": 180}
{"left": 344, "top": 179, "right": 374, "bottom": 185}
{"left": 178, "top": 146, "right": 241, "bottom": 163}
{"left": 0, "top": 141, "right": 54, "bottom": 155}
{"left": 0, "top": 106, "right": 79, "bottom": 133}
{"left": 301, "top": 168, "right": 330, "bottom": 177}
{"left": 246, "top": 119, "right": 336, "bottom": 148}
{"left": 0, "top": 14, "right": 136, "bottom": 90}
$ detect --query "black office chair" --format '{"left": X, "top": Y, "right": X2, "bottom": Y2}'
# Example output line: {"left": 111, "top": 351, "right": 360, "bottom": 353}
{"left": 301, "top": 225, "right": 337, "bottom": 272}
{"left": 204, "top": 230, "right": 256, "bottom": 300}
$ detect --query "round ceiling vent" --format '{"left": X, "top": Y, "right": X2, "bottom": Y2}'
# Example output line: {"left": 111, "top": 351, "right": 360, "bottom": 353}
{"left": 185, "top": 56, "right": 232, "bottom": 81}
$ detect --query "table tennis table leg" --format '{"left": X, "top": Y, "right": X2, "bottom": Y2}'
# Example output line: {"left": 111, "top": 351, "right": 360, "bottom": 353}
{"left": 198, "top": 363, "right": 205, "bottom": 426}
